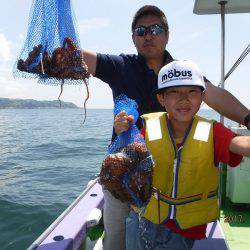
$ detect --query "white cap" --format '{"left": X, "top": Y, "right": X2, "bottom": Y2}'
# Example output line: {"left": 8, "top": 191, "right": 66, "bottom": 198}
{"left": 155, "top": 60, "right": 205, "bottom": 94}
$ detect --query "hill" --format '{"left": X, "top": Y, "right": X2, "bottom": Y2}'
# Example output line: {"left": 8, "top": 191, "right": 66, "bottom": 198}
{"left": 0, "top": 97, "right": 78, "bottom": 109}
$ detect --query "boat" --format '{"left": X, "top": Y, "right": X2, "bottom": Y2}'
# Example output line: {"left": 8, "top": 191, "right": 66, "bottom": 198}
{"left": 27, "top": 162, "right": 250, "bottom": 250}
{"left": 28, "top": 1, "right": 250, "bottom": 249}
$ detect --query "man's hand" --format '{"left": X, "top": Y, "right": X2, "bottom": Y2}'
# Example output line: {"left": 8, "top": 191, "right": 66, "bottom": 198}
{"left": 114, "top": 111, "right": 134, "bottom": 135}
{"left": 244, "top": 114, "right": 250, "bottom": 130}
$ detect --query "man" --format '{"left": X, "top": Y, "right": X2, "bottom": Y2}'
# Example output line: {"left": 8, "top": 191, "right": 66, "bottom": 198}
{"left": 70, "top": 5, "right": 250, "bottom": 249}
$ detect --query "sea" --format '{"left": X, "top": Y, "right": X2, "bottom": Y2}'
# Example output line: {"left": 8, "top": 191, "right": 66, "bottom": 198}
{"left": 0, "top": 108, "right": 237, "bottom": 249}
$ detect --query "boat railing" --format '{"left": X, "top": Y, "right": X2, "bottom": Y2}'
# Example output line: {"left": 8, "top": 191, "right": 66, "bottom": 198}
{"left": 27, "top": 177, "right": 102, "bottom": 250}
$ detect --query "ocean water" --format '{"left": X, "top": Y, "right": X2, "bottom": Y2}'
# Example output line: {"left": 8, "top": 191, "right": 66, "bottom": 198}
{"left": 0, "top": 108, "right": 237, "bottom": 249}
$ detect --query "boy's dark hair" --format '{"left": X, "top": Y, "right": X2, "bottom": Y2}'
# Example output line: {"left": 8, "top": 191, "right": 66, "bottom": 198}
{"left": 155, "top": 86, "right": 204, "bottom": 96}
{"left": 132, "top": 5, "right": 169, "bottom": 33}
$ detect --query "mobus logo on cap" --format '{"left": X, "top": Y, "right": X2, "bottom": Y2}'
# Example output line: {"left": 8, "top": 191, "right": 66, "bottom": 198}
{"left": 155, "top": 60, "right": 205, "bottom": 94}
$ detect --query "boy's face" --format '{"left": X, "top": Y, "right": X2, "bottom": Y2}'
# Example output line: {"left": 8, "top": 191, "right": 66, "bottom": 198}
{"left": 156, "top": 86, "right": 204, "bottom": 123}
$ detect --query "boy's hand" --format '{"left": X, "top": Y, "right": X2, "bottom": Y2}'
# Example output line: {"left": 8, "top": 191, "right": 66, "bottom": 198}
{"left": 230, "top": 136, "right": 250, "bottom": 157}
{"left": 114, "top": 111, "right": 134, "bottom": 135}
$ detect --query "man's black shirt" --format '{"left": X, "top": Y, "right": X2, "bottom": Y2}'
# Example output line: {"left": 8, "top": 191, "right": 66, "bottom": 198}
{"left": 95, "top": 50, "right": 174, "bottom": 137}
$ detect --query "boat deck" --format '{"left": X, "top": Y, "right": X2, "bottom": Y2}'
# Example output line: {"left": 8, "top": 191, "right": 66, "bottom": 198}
{"left": 29, "top": 183, "right": 250, "bottom": 250}
{"left": 193, "top": 220, "right": 228, "bottom": 249}
{"left": 220, "top": 200, "right": 250, "bottom": 250}
{"left": 193, "top": 199, "right": 250, "bottom": 250}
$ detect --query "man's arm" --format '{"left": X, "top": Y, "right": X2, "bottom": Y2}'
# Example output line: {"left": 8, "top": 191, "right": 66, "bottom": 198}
{"left": 82, "top": 50, "right": 97, "bottom": 76}
{"left": 229, "top": 136, "right": 250, "bottom": 157}
{"left": 203, "top": 80, "right": 249, "bottom": 125}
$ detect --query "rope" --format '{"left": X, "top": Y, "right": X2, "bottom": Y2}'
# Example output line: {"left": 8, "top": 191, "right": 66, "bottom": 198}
{"left": 218, "top": 43, "right": 250, "bottom": 86}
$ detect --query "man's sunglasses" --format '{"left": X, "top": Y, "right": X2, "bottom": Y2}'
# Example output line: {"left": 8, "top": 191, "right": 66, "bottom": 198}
{"left": 133, "top": 24, "right": 165, "bottom": 37}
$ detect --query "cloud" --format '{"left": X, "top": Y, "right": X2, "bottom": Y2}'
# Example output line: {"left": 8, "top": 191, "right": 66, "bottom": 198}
{"left": 79, "top": 18, "right": 110, "bottom": 34}
{"left": 183, "top": 31, "right": 203, "bottom": 43}
{"left": 0, "top": 33, "right": 11, "bottom": 61}
{"left": 0, "top": 76, "right": 24, "bottom": 98}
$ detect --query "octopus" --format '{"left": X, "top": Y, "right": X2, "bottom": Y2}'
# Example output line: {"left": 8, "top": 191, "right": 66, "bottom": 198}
{"left": 17, "top": 37, "right": 89, "bottom": 80}
{"left": 99, "top": 142, "right": 153, "bottom": 207}
{"left": 17, "top": 37, "right": 90, "bottom": 123}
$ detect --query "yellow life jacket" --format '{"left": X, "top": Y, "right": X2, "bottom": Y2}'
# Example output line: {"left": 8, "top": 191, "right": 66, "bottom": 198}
{"left": 142, "top": 112, "right": 219, "bottom": 229}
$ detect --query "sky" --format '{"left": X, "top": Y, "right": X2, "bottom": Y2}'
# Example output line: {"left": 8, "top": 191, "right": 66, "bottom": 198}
{"left": 0, "top": 0, "right": 249, "bottom": 109}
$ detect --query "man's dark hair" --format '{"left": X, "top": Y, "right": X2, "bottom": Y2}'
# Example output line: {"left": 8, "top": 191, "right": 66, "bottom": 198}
{"left": 132, "top": 5, "right": 169, "bottom": 33}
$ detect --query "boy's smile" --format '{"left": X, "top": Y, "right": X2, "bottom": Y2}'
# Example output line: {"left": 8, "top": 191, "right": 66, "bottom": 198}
{"left": 157, "top": 86, "right": 204, "bottom": 127}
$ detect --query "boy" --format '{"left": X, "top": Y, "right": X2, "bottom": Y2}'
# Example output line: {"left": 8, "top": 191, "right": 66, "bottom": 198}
{"left": 114, "top": 60, "right": 250, "bottom": 249}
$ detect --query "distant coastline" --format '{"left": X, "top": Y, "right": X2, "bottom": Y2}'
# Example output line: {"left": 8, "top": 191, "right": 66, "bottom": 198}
{"left": 0, "top": 97, "right": 78, "bottom": 109}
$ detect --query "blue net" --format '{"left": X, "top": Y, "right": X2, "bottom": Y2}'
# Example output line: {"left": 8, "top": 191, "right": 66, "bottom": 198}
{"left": 99, "top": 95, "right": 153, "bottom": 207}
{"left": 14, "top": 0, "right": 89, "bottom": 85}
{"left": 122, "top": 155, "right": 154, "bottom": 207}
{"left": 108, "top": 94, "right": 145, "bottom": 154}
